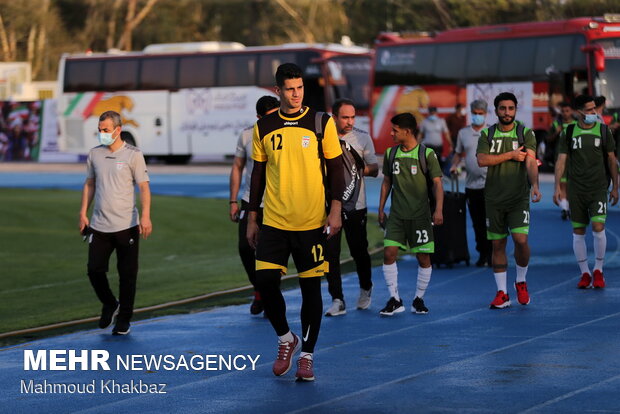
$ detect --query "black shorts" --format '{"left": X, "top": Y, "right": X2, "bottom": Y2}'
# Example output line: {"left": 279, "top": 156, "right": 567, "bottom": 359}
{"left": 255, "top": 225, "right": 327, "bottom": 278}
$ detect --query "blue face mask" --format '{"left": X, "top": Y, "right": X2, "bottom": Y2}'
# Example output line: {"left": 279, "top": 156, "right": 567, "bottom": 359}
{"left": 98, "top": 130, "right": 118, "bottom": 146}
{"left": 583, "top": 113, "right": 598, "bottom": 125}
{"left": 428, "top": 115, "right": 438, "bottom": 121}
{"left": 471, "top": 114, "right": 485, "bottom": 126}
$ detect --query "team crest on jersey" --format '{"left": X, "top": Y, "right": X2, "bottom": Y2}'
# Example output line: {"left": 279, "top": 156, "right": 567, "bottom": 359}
{"left": 411, "top": 165, "right": 418, "bottom": 175}
{"left": 116, "top": 161, "right": 125, "bottom": 170}
{"left": 302, "top": 136, "right": 310, "bottom": 148}
{"left": 512, "top": 141, "right": 518, "bottom": 150}
{"left": 594, "top": 138, "right": 600, "bottom": 147}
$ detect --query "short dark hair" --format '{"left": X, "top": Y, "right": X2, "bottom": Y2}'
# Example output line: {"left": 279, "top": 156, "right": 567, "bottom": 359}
{"left": 332, "top": 98, "right": 355, "bottom": 116}
{"left": 574, "top": 94, "right": 594, "bottom": 110}
{"left": 256, "top": 96, "right": 279, "bottom": 117}
{"left": 559, "top": 101, "right": 571, "bottom": 108}
{"left": 428, "top": 106, "right": 437, "bottom": 113}
{"left": 99, "top": 111, "right": 122, "bottom": 127}
{"left": 391, "top": 113, "right": 417, "bottom": 133}
{"left": 594, "top": 95, "right": 606, "bottom": 107}
{"left": 275, "top": 63, "right": 303, "bottom": 87}
{"left": 494, "top": 92, "right": 518, "bottom": 109}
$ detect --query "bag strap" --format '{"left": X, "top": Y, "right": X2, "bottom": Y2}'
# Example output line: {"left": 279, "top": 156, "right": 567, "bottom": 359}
{"left": 387, "top": 144, "right": 399, "bottom": 177}
{"left": 418, "top": 143, "right": 428, "bottom": 176}
{"left": 516, "top": 123, "right": 525, "bottom": 147}
{"left": 566, "top": 123, "right": 575, "bottom": 154}
{"left": 486, "top": 125, "right": 496, "bottom": 146}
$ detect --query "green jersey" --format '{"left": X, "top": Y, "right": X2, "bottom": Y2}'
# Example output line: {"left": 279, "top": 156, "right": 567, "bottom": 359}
{"left": 476, "top": 123, "right": 536, "bottom": 206}
{"left": 557, "top": 123, "right": 616, "bottom": 195}
{"left": 552, "top": 119, "right": 577, "bottom": 132}
{"left": 382, "top": 144, "right": 442, "bottom": 219}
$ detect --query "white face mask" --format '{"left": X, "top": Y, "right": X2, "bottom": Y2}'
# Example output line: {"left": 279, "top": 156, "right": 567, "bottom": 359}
{"left": 98, "top": 130, "right": 118, "bottom": 146}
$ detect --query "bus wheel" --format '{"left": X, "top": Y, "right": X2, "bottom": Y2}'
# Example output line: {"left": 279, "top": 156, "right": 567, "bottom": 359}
{"left": 120, "top": 132, "right": 136, "bottom": 147}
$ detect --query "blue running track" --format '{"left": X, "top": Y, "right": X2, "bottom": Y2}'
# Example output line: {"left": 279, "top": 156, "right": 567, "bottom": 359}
{"left": 1, "top": 170, "right": 619, "bottom": 413}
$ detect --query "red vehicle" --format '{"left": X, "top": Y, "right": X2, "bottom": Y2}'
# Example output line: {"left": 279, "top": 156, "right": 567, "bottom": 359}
{"left": 370, "top": 15, "right": 620, "bottom": 155}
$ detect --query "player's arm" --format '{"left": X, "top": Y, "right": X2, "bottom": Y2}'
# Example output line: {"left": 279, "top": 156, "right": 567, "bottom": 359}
{"left": 525, "top": 148, "right": 541, "bottom": 202}
{"left": 79, "top": 177, "right": 95, "bottom": 233}
{"left": 450, "top": 133, "right": 465, "bottom": 174}
{"left": 246, "top": 160, "right": 266, "bottom": 249}
{"left": 608, "top": 151, "right": 618, "bottom": 205}
{"left": 378, "top": 175, "right": 391, "bottom": 229}
{"left": 477, "top": 148, "right": 525, "bottom": 167}
{"left": 229, "top": 155, "right": 246, "bottom": 222}
{"left": 138, "top": 181, "right": 152, "bottom": 239}
{"left": 362, "top": 134, "right": 379, "bottom": 177}
{"left": 325, "top": 155, "right": 344, "bottom": 238}
{"left": 432, "top": 176, "right": 444, "bottom": 225}
{"left": 553, "top": 130, "right": 568, "bottom": 206}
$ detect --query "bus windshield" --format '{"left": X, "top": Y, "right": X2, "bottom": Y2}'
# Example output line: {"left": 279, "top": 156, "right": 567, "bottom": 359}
{"left": 596, "top": 38, "right": 620, "bottom": 109}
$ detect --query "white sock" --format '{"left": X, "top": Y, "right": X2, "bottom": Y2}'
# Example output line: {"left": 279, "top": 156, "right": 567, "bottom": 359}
{"left": 516, "top": 265, "right": 528, "bottom": 283}
{"left": 573, "top": 233, "right": 590, "bottom": 274}
{"left": 559, "top": 199, "right": 569, "bottom": 210}
{"left": 494, "top": 271, "right": 507, "bottom": 292}
{"left": 278, "top": 331, "right": 294, "bottom": 343}
{"left": 383, "top": 263, "right": 400, "bottom": 300}
{"left": 300, "top": 352, "right": 312, "bottom": 360}
{"left": 593, "top": 230, "right": 606, "bottom": 272}
{"left": 415, "top": 266, "right": 432, "bottom": 299}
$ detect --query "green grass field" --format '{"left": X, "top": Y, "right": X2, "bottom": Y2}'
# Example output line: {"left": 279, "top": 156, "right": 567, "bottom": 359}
{"left": 0, "top": 188, "right": 384, "bottom": 338}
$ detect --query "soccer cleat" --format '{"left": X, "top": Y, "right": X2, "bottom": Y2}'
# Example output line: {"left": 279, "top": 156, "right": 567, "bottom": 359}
{"left": 356, "top": 288, "right": 372, "bottom": 310}
{"left": 592, "top": 270, "right": 606, "bottom": 289}
{"left": 514, "top": 282, "right": 530, "bottom": 305}
{"left": 295, "top": 356, "right": 315, "bottom": 382}
{"left": 411, "top": 297, "right": 429, "bottom": 314}
{"left": 250, "top": 291, "right": 263, "bottom": 315}
{"left": 112, "top": 320, "right": 130, "bottom": 335}
{"left": 325, "top": 298, "right": 346, "bottom": 316}
{"left": 577, "top": 272, "right": 592, "bottom": 289}
{"left": 489, "top": 290, "right": 510, "bottom": 309}
{"left": 561, "top": 209, "right": 570, "bottom": 221}
{"left": 99, "top": 301, "right": 119, "bottom": 329}
{"left": 272, "top": 334, "right": 300, "bottom": 376}
{"left": 379, "top": 297, "right": 405, "bottom": 316}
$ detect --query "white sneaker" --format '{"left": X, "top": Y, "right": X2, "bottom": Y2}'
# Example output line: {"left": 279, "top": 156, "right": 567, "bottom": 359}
{"left": 356, "top": 287, "right": 372, "bottom": 310}
{"left": 325, "top": 298, "right": 346, "bottom": 316}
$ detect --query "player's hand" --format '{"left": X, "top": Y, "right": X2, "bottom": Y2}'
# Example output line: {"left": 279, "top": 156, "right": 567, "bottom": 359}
{"left": 79, "top": 214, "right": 89, "bottom": 233}
{"left": 432, "top": 209, "right": 443, "bottom": 226}
{"left": 378, "top": 210, "right": 386, "bottom": 229}
{"left": 552, "top": 188, "right": 561, "bottom": 206}
{"left": 512, "top": 146, "right": 527, "bottom": 162}
{"left": 531, "top": 187, "right": 542, "bottom": 203}
{"left": 610, "top": 188, "right": 619, "bottom": 206}
{"left": 449, "top": 165, "right": 459, "bottom": 175}
{"left": 246, "top": 218, "right": 259, "bottom": 249}
{"left": 140, "top": 216, "right": 152, "bottom": 239}
{"left": 325, "top": 208, "right": 342, "bottom": 240}
{"left": 229, "top": 202, "right": 240, "bottom": 222}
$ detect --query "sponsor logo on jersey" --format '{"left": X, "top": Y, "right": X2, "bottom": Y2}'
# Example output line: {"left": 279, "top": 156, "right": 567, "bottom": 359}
{"left": 283, "top": 121, "right": 298, "bottom": 126}
{"left": 594, "top": 138, "right": 600, "bottom": 147}
{"left": 512, "top": 141, "right": 518, "bottom": 150}
{"left": 302, "top": 136, "right": 310, "bottom": 148}
{"left": 411, "top": 165, "right": 417, "bottom": 175}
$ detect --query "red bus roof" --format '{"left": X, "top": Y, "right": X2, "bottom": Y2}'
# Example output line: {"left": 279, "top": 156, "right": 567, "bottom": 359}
{"left": 376, "top": 17, "right": 620, "bottom": 46}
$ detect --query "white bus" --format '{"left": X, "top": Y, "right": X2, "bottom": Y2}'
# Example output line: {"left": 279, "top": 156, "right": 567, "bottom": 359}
{"left": 57, "top": 42, "right": 371, "bottom": 163}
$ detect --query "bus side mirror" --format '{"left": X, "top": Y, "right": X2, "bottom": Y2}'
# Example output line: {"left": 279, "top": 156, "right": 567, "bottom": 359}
{"left": 581, "top": 44, "right": 605, "bottom": 73}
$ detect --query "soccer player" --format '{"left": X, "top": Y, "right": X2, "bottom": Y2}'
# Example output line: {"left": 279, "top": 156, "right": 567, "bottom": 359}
{"left": 246, "top": 63, "right": 344, "bottom": 381}
{"left": 229, "top": 96, "right": 279, "bottom": 315}
{"left": 550, "top": 101, "right": 577, "bottom": 220}
{"left": 476, "top": 92, "right": 541, "bottom": 309}
{"left": 378, "top": 113, "right": 444, "bottom": 316}
{"left": 553, "top": 95, "right": 618, "bottom": 289}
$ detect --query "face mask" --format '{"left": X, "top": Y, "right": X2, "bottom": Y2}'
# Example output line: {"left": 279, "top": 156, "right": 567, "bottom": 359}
{"left": 460, "top": 108, "right": 467, "bottom": 116}
{"left": 583, "top": 113, "right": 597, "bottom": 125}
{"left": 98, "top": 130, "right": 117, "bottom": 146}
{"left": 471, "top": 114, "right": 485, "bottom": 126}
{"left": 428, "top": 115, "right": 437, "bottom": 121}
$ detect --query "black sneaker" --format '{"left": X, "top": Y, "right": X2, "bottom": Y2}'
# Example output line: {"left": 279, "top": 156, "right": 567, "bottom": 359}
{"left": 411, "top": 297, "right": 429, "bottom": 314}
{"left": 561, "top": 209, "right": 569, "bottom": 221}
{"left": 112, "top": 320, "right": 131, "bottom": 335}
{"left": 379, "top": 297, "right": 405, "bottom": 316}
{"left": 98, "top": 301, "right": 119, "bottom": 329}
{"left": 250, "top": 291, "right": 263, "bottom": 315}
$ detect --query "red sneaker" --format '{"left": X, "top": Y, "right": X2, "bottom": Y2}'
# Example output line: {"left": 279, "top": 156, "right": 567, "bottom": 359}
{"left": 577, "top": 272, "right": 592, "bottom": 289}
{"left": 592, "top": 270, "right": 606, "bottom": 289}
{"left": 295, "top": 356, "right": 315, "bottom": 382}
{"left": 272, "top": 334, "right": 300, "bottom": 376}
{"left": 514, "top": 282, "right": 530, "bottom": 305}
{"left": 489, "top": 290, "right": 510, "bottom": 309}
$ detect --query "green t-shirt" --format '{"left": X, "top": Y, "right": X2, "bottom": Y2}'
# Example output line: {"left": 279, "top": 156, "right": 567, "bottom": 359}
{"left": 382, "top": 144, "right": 442, "bottom": 219}
{"left": 552, "top": 119, "right": 577, "bottom": 131}
{"left": 476, "top": 124, "right": 537, "bottom": 206}
{"left": 557, "top": 123, "right": 616, "bottom": 194}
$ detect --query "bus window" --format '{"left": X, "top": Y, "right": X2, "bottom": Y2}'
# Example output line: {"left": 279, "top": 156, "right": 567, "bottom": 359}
{"left": 140, "top": 57, "right": 177, "bottom": 90}
{"left": 178, "top": 56, "right": 216, "bottom": 88}
{"left": 64, "top": 60, "right": 102, "bottom": 92}
{"left": 534, "top": 36, "right": 576, "bottom": 77}
{"left": 435, "top": 43, "right": 466, "bottom": 83}
{"left": 258, "top": 53, "right": 297, "bottom": 86}
{"left": 327, "top": 57, "right": 371, "bottom": 109}
{"left": 466, "top": 40, "right": 500, "bottom": 82}
{"left": 500, "top": 38, "right": 537, "bottom": 80}
{"left": 218, "top": 55, "right": 256, "bottom": 86}
{"left": 103, "top": 59, "right": 138, "bottom": 91}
